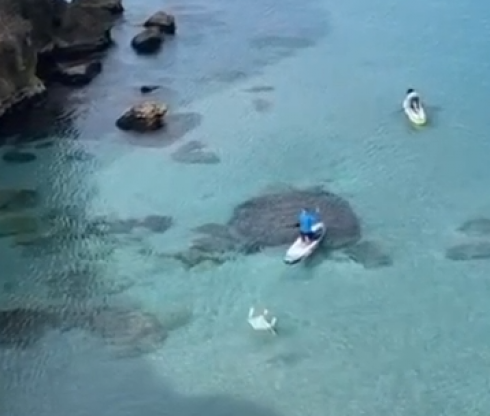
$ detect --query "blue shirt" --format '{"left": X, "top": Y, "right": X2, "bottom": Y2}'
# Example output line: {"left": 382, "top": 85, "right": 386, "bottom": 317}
{"left": 299, "top": 211, "right": 318, "bottom": 233}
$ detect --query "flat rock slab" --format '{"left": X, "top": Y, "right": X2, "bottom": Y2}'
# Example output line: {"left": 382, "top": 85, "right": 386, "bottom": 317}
{"left": 446, "top": 242, "right": 490, "bottom": 261}
{"left": 228, "top": 189, "right": 361, "bottom": 248}
{"left": 171, "top": 141, "right": 220, "bottom": 165}
{"left": 457, "top": 218, "right": 490, "bottom": 236}
{"left": 2, "top": 151, "right": 37, "bottom": 164}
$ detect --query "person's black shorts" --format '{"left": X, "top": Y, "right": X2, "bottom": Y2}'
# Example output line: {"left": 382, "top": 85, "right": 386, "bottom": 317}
{"left": 300, "top": 231, "right": 317, "bottom": 240}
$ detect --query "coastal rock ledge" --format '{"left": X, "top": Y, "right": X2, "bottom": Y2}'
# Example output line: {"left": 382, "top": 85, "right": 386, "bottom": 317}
{"left": 0, "top": 0, "right": 124, "bottom": 118}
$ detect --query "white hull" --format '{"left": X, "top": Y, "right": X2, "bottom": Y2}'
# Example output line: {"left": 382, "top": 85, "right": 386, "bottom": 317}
{"left": 403, "top": 103, "right": 427, "bottom": 125}
{"left": 284, "top": 222, "right": 325, "bottom": 264}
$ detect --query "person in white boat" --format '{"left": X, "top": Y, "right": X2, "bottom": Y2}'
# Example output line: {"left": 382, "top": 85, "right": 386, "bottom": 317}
{"left": 404, "top": 88, "right": 421, "bottom": 111}
{"left": 296, "top": 208, "right": 322, "bottom": 244}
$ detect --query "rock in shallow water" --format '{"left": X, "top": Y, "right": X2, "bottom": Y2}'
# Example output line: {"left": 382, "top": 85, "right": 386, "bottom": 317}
{"left": 85, "top": 308, "right": 169, "bottom": 353}
{"left": 139, "top": 215, "right": 173, "bottom": 233}
{"left": 0, "top": 189, "right": 39, "bottom": 212}
{"left": 171, "top": 248, "right": 229, "bottom": 269}
{"left": 252, "top": 98, "right": 273, "bottom": 113}
{"left": 446, "top": 242, "right": 490, "bottom": 261}
{"left": 171, "top": 141, "right": 220, "bottom": 165}
{"left": 140, "top": 85, "right": 160, "bottom": 94}
{"left": 131, "top": 28, "right": 164, "bottom": 54}
{"left": 143, "top": 11, "right": 177, "bottom": 35}
{"left": 2, "top": 150, "right": 37, "bottom": 164}
{"left": 0, "top": 213, "right": 40, "bottom": 237}
{"left": 228, "top": 189, "right": 361, "bottom": 248}
{"left": 457, "top": 218, "right": 490, "bottom": 236}
{"left": 116, "top": 101, "right": 168, "bottom": 132}
{"left": 0, "top": 308, "right": 58, "bottom": 348}
{"left": 193, "top": 223, "right": 235, "bottom": 240}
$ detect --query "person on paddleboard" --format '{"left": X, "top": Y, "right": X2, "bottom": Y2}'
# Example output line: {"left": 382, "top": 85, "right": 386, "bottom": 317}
{"left": 405, "top": 88, "right": 421, "bottom": 111}
{"left": 297, "top": 208, "right": 321, "bottom": 243}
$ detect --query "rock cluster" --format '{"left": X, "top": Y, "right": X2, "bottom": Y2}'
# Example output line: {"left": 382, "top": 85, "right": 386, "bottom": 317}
{"left": 131, "top": 11, "right": 176, "bottom": 55}
{"left": 0, "top": 0, "right": 124, "bottom": 116}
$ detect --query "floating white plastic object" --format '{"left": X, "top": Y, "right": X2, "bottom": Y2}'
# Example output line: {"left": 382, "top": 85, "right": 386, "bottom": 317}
{"left": 248, "top": 307, "right": 277, "bottom": 334}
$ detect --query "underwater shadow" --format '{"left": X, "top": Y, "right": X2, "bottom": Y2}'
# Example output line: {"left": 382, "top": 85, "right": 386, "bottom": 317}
{"left": 1, "top": 332, "right": 286, "bottom": 416}
{"left": 0, "top": 86, "right": 83, "bottom": 146}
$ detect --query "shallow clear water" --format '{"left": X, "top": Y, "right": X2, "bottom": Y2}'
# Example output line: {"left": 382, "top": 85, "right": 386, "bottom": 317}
{"left": 2, "top": 0, "right": 490, "bottom": 415}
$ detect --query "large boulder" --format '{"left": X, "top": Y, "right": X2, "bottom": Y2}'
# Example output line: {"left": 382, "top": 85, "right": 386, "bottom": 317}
{"left": 116, "top": 101, "right": 168, "bottom": 132}
{"left": 51, "top": 1, "right": 115, "bottom": 59}
{"left": 69, "top": 0, "right": 124, "bottom": 15}
{"left": 131, "top": 27, "right": 163, "bottom": 54}
{"left": 143, "top": 11, "right": 176, "bottom": 35}
{"left": 228, "top": 189, "right": 361, "bottom": 248}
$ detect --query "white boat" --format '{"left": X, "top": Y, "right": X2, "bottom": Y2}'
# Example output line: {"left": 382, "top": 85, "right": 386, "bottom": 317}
{"left": 403, "top": 97, "right": 427, "bottom": 126}
{"left": 284, "top": 222, "right": 325, "bottom": 265}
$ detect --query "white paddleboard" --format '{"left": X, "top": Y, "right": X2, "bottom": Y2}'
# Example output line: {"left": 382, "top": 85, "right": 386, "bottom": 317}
{"left": 403, "top": 101, "right": 427, "bottom": 126}
{"left": 284, "top": 222, "right": 325, "bottom": 264}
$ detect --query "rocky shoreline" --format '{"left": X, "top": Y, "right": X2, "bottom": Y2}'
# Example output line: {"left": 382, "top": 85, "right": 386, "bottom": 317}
{"left": 0, "top": 0, "right": 179, "bottom": 124}
{"left": 0, "top": 0, "right": 123, "bottom": 117}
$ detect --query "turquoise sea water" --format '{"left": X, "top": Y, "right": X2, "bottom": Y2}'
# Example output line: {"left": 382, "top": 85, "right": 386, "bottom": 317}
{"left": 3, "top": 0, "right": 490, "bottom": 414}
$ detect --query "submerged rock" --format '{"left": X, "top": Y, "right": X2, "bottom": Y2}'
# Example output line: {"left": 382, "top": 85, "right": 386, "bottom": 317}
{"left": 116, "top": 101, "right": 168, "bottom": 132}
{"left": 2, "top": 150, "right": 37, "bottom": 164}
{"left": 0, "top": 307, "right": 58, "bottom": 348}
{"left": 446, "top": 242, "right": 490, "bottom": 261}
{"left": 139, "top": 215, "right": 173, "bottom": 233}
{"left": 53, "top": 60, "right": 103, "bottom": 86}
{"left": 0, "top": 188, "right": 40, "bottom": 212}
{"left": 171, "top": 141, "right": 220, "bottom": 165}
{"left": 82, "top": 305, "right": 191, "bottom": 355}
{"left": 228, "top": 189, "right": 361, "bottom": 248}
{"left": 244, "top": 85, "right": 275, "bottom": 93}
{"left": 191, "top": 235, "right": 237, "bottom": 254}
{"left": 457, "top": 218, "right": 490, "bottom": 237}
{"left": 65, "top": 149, "right": 95, "bottom": 162}
{"left": 252, "top": 98, "right": 273, "bottom": 113}
{"left": 0, "top": 213, "right": 40, "bottom": 237}
{"left": 171, "top": 247, "right": 229, "bottom": 269}
{"left": 143, "top": 11, "right": 176, "bottom": 35}
{"left": 85, "top": 307, "right": 168, "bottom": 352}
{"left": 131, "top": 28, "right": 164, "bottom": 54}
{"left": 193, "top": 223, "right": 235, "bottom": 240}
{"left": 343, "top": 240, "right": 392, "bottom": 269}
